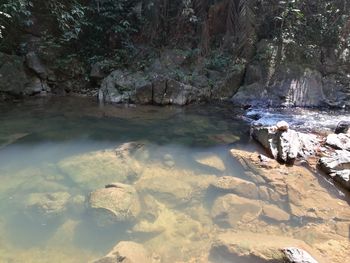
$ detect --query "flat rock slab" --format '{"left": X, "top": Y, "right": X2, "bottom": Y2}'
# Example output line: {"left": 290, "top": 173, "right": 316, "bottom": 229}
{"left": 326, "top": 133, "right": 350, "bottom": 151}
{"left": 211, "top": 194, "right": 262, "bottom": 227}
{"left": 210, "top": 231, "right": 324, "bottom": 263}
{"left": 210, "top": 176, "right": 259, "bottom": 199}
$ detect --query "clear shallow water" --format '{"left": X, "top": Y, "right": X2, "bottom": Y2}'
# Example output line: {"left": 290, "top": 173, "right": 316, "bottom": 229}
{"left": 0, "top": 98, "right": 349, "bottom": 263}
{"left": 0, "top": 98, "right": 249, "bottom": 262}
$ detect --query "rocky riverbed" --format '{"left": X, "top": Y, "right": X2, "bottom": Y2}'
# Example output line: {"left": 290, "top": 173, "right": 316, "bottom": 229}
{"left": 0, "top": 98, "right": 349, "bottom": 263}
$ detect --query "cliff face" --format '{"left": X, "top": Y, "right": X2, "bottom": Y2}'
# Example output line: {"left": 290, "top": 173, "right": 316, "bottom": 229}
{"left": 0, "top": 0, "right": 349, "bottom": 107}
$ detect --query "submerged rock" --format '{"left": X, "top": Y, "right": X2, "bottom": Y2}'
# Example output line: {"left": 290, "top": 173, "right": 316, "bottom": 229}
{"left": 25, "top": 192, "right": 71, "bottom": 219}
{"left": 211, "top": 194, "right": 262, "bottom": 227}
{"left": 58, "top": 144, "right": 143, "bottom": 189}
{"left": 88, "top": 183, "right": 141, "bottom": 225}
{"left": 210, "top": 231, "right": 322, "bottom": 263}
{"left": 93, "top": 241, "right": 152, "bottom": 263}
{"left": 262, "top": 204, "right": 290, "bottom": 222}
{"left": 210, "top": 176, "right": 259, "bottom": 199}
{"left": 194, "top": 153, "right": 226, "bottom": 173}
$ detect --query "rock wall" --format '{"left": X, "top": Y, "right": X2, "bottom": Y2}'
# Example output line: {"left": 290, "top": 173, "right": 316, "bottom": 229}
{"left": 232, "top": 40, "right": 350, "bottom": 108}
{"left": 0, "top": 52, "right": 51, "bottom": 99}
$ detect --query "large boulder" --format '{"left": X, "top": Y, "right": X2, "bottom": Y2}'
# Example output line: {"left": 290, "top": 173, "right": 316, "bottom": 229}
{"left": 252, "top": 124, "right": 299, "bottom": 163}
{"left": 93, "top": 241, "right": 152, "bottom": 263}
{"left": 251, "top": 122, "right": 320, "bottom": 163}
{"left": 98, "top": 70, "right": 151, "bottom": 103}
{"left": 88, "top": 183, "right": 141, "bottom": 225}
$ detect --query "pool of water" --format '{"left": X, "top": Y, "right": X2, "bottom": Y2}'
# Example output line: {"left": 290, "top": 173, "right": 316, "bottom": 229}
{"left": 0, "top": 97, "right": 349, "bottom": 263}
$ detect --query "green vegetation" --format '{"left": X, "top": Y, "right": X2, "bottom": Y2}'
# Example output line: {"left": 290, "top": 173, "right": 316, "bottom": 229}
{"left": 0, "top": 0, "right": 349, "bottom": 81}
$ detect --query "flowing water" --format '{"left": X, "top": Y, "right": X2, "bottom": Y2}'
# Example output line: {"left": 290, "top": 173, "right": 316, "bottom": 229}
{"left": 0, "top": 97, "right": 349, "bottom": 263}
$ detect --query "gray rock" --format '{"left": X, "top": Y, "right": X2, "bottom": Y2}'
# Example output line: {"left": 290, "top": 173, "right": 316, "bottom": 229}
{"left": 326, "top": 133, "right": 350, "bottom": 151}
{"left": 335, "top": 121, "right": 350, "bottom": 134}
{"left": 252, "top": 125, "right": 299, "bottom": 163}
{"left": 319, "top": 150, "right": 350, "bottom": 190}
{"left": 282, "top": 247, "right": 319, "bottom": 263}
{"left": 252, "top": 123, "right": 320, "bottom": 163}
{"left": 329, "top": 170, "right": 350, "bottom": 190}
{"left": 93, "top": 241, "right": 151, "bottom": 263}
{"left": 0, "top": 52, "right": 29, "bottom": 96}
{"left": 99, "top": 70, "right": 151, "bottom": 104}
{"left": 89, "top": 183, "right": 141, "bottom": 225}
{"left": 25, "top": 52, "right": 48, "bottom": 79}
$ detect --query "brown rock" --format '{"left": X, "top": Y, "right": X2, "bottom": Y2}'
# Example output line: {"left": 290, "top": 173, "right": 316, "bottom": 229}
{"left": 262, "top": 204, "right": 290, "bottom": 222}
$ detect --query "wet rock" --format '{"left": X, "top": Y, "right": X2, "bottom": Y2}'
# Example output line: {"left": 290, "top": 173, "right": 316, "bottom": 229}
{"left": 211, "top": 194, "right": 262, "bottom": 227}
{"left": 262, "top": 204, "right": 290, "bottom": 222}
{"left": 210, "top": 176, "right": 259, "bottom": 199}
{"left": 326, "top": 133, "right": 350, "bottom": 151}
{"left": 210, "top": 231, "right": 322, "bottom": 263}
{"left": 93, "top": 241, "right": 151, "bottom": 263}
{"left": 25, "top": 192, "right": 71, "bottom": 219}
{"left": 282, "top": 247, "right": 319, "bottom": 263}
{"left": 335, "top": 121, "right": 350, "bottom": 134}
{"left": 88, "top": 183, "right": 141, "bottom": 225}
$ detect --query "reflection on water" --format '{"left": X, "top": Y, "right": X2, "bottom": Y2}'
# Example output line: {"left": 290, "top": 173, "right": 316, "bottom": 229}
{"left": 0, "top": 97, "right": 349, "bottom": 263}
